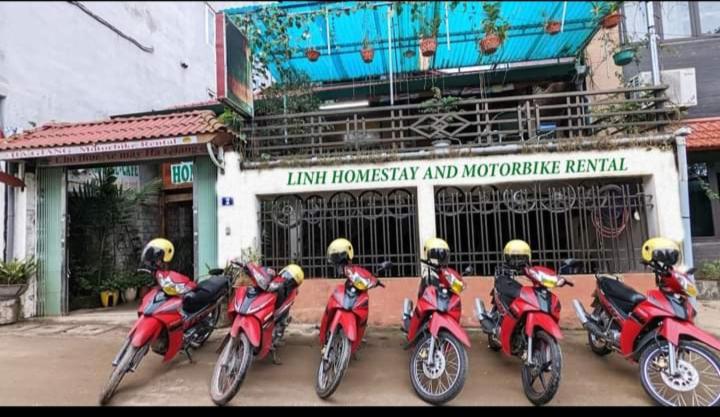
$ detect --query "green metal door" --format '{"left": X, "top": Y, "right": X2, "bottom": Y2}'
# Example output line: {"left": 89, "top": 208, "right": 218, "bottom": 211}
{"left": 193, "top": 157, "right": 218, "bottom": 280}
{"left": 36, "top": 167, "right": 67, "bottom": 316}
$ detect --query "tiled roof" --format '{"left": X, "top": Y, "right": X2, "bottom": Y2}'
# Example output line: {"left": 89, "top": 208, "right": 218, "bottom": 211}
{"left": 686, "top": 117, "right": 720, "bottom": 151}
{"left": 0, "top": 110, "right": 225, "bottom": 150}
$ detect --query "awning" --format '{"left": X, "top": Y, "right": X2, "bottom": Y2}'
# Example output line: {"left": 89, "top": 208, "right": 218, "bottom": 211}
{"left": 686, "top": 117, "right": 720, "bottom": 151}
{"left": 224, "top": 1, "right": 606, "bottom": 83}
{"left": 0, "top": 110, "right": 232, "bottom": 166}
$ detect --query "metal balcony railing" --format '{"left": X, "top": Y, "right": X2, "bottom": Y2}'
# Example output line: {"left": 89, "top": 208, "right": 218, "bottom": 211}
{"left": 242, "top": 86, "right": 676, "bottom": 163}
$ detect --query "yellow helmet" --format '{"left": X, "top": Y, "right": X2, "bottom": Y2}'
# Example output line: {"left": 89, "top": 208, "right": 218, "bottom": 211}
{"left": 641, "top": 237, "right": 680, "bottom": 266}
{"left": 141, "top": 238, "right": 175, "bottom": 266}
{"left": 328, "top": 238, "right": 354, "bottom": 265}
{"left": 503, "top": 239, "right": 531, "bottom": 268}
{"left": 423, "top": 237, "right": 450, "bottom": 266}
{"left": 280, "top": 264, "right": 305, "bottom": 286}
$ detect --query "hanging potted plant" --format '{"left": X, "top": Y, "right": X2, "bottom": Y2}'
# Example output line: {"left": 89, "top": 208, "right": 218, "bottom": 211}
{"left": 305, "top": 47, "right": 320, "bottom": 62}
{"left": 543, "top": 11, "right": 561, "bottom": 35}
{"left": 360, "top": 36, "right": 375, "bottom": 63}
{"left": 593, "top": 2, "right": 622, "bottom": 29}
{"left": 612, "top": 44, "right": 637, "bottom": 66}
{"left": 416, "top": 11, "right": 441, "bottom": 57}
{"left": 479, "top": 3, "right": 510, "bottom": 55}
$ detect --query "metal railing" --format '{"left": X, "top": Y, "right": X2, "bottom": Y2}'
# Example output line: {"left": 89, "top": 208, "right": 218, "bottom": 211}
{"left": 243, "top": 86, "right": 675, "bottom": 162}
{"left": 258, "top": 189, "right": 420, "bottom": 278}
{"left": 435, "top": 180, "right": 653, "bottom": 275}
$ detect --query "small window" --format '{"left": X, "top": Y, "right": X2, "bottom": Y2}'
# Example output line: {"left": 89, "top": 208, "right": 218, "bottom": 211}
{"left": 623, "top": 2, "right": 649, "bottom": 43}
{"left": 689, "top": 163, "right": 716, "bottom": 237}
{"left": 699, "top": 2, "right": 720, "bottom": 35}
{"left": 661, "top": 1, "right": 692, "bottom": 40}
{"left": 205, "top": 6, "right": 216, "bottom": 46}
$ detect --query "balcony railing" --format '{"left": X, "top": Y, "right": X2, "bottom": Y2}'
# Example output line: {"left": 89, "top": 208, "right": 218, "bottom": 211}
{"left": 242, "top": 86, "right": 676, "bottom": 163}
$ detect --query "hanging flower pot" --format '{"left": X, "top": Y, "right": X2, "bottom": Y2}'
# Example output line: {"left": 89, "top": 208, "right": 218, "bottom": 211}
{"left": 545, "top": 20, "right": 561, "bottom": 35}
{"left": 360, "top": 38, "right": 375, "bottom": 63}
{"left": 305, "top": 48, "right": 320, "bottom": 62}
{"left": 419, "top": 36, "right": 438, "bottom": 57}
{"left": 479, "top": 32, "right": 502, "bottom": 54}
{"left": 601, "top": 11, "right": 622, "bottom": 29}
{"left": 613, "top": 47, "right": 636, "bottom": 66}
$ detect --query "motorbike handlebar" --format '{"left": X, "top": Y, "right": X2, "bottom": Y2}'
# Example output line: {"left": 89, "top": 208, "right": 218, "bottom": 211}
{"left": 563, "top": 279, "right": 575, "bottom": 287}
{"left": 376, "top": 280, "right": 386, "bottom": 288}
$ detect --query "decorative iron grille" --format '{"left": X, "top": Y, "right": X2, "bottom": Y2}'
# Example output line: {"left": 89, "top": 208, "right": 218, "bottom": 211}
{"left": 259, "top": 189, "right": 419, "bottom": 278}
{"left": 435, "top": 180, "right": 653, "bottom": 275}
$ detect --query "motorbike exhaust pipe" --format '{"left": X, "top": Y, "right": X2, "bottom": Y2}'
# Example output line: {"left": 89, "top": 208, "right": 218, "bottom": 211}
{"left": 572, "top": 299, "right": 606, "bottom": 340}
{"left": 474, "top": 298, "right": 486, "bottom": 321}
{"left": 401, "top": 298, "right": 412, "bottom": 333}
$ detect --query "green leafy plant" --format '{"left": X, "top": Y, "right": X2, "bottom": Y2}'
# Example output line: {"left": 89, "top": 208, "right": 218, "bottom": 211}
{"left": 419, "top": 87, "right": 460, "bottom": 114}
{"left": 0, "top": 257, "right": 37, "bottom": 285}
{"left": 592, "top": 1, "right": 620, "bottom": 18}
{"left": 697, "top": 260, "right": 720, "bottom": 281}
{"left": 482, "top": 2, "right": 510, "bottom": 41}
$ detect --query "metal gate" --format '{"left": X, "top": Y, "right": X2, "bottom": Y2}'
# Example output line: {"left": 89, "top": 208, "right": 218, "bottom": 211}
{"left": 36, "top": 167, "right": 67, "bottom": 316}
{"left": 259, "top": 189, "right": 419, "bottom": 278}
{"left": 435, "top": 180, "right": 653, "bottom": 275}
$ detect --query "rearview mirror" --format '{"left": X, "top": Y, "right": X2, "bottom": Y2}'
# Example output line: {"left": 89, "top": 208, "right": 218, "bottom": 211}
{"left": 208, "top": 268, "right": 224, "bottom": 276}
{"left": 463, "top": 266, "right": 474, "bottom": 276}
{"left": 377, "top": 260, "right": 394, "bottom": 274}
{"left": 559, "top": 259, "right": 581, "bottom": 274}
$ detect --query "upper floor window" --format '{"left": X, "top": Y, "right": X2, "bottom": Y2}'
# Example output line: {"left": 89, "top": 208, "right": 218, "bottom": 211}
{"left": 205, "top": 5, "right": 215, "bottom": 46}
{"left": 623, "top": 1, "right": 720, "bottom": 42}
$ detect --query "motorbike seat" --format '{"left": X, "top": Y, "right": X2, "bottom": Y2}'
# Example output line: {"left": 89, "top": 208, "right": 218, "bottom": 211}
{"left": 598, "top": 277, "right": 646, "bottom": 315}
{"left": 182, "top": 276, "right": 229, "bottom": 314}
{"left": 495, "top": 275, "right": 522, "bottom": 308}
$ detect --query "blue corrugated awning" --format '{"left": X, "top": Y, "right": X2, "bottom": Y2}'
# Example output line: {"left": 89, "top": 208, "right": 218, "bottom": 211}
{"left": 224, "top": 1, "right": 608, "bottom": 83}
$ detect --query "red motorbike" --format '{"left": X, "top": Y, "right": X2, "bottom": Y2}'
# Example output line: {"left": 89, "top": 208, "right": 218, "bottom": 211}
{"left": 474, "top": 260, "right": 575, "bottom": 405}
{"left": 401, "top": 260, "right": 473, "bottom": 404}
{"left": 99, "top": 267, "right": 230, "bottom": 405}
{"left": 209, "top": 261, "right": 303, "bottom": 405}
{"left": 573, "top": 263, "right": 720, "bottom": 406}
{"left": 314, "top": 260, "right": 391, "bottom": 399}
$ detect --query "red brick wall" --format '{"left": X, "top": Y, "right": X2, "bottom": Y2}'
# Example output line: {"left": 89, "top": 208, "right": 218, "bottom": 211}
{"left": 292, "top": 274, "right": 655, "bottom": 329}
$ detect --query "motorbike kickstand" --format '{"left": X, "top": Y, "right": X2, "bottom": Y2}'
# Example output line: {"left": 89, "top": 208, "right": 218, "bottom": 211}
{"left": 271, "top": 348, "right": 282, "bottom": 365}
{"left": 184, "top": 347, "right": 195, "bottom": 364}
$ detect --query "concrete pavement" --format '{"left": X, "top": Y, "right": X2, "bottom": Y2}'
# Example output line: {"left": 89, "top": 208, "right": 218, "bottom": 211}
{"left": 0, "top": 300, "right": 718, "bottom": 406}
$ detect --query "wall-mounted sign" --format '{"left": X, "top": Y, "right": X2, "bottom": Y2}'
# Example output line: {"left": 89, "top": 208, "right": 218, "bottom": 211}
{"left": 285, "top": 157, "right": 629, "bottom": 187}
{"left": 170, "top": 162, "right": 194, "bottom": 184}
{"left": 215, "top": 12, "right": 253, "bottom": 117}
{"left": 221, "top": 197, "right": 234, "bottom": 207}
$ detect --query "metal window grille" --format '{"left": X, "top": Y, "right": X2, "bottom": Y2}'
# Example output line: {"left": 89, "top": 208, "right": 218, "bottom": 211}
{"left": 435, "top": 180, "right": 653, "bottom": 275}
{"left": 259, "top": 189, "right": 419, "bottom": 278}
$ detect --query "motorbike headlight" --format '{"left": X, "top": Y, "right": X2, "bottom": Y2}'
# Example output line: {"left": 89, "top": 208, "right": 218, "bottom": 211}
{"left": 447, "top": 272, "right": 465, "bottom": 295}
{"left": 351, "top": 273, "right": 369, "bottom": 291}
{"left": 537, "top": 271, "right": 558, "bottom": 289}
{"left": 679, "top": 275, "right": 698, "bottom": 298}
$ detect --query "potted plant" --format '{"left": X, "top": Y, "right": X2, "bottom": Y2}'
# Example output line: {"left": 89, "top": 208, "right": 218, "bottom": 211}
{"left": 543, "top": 12, "right": 561, "bottom": 35}
{"left": 0, "top": 256, "right": 36, "bottom": 299}
{"left": 696, "top": 260, "right": 720, "bottom": 300}
{"left": 117, "top": 273, "right": 141, "bottom": 303}
{"left": 612, "top": 44, "right": 637, "bottom": 66}
{"left": 419, "top": 87, "right": 461, "bottom": 147}
{"left": 99, "top": 278, "right": 120, "bottom": 308}
{"left": 479, "top": 2, "right": 510, "bottom": 54}
{"left": 360, "top": 37, "right": 375, "bottom": 63}
{"left": 305, "top": 47, "right": 320, "bottom": 62}
{"left": 593, "top": 2, "right": 621, "bottom": 29}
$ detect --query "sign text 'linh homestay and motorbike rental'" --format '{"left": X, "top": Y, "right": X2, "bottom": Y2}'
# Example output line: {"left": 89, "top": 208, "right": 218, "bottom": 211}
{"left": 285, "top": 157, "right": 628, "bottom": 187}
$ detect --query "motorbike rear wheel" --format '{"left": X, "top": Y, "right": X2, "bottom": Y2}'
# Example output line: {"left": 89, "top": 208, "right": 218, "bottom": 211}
{"left": 209, "top": 332, "right": 252, "bottom": 406}
{"left": 195, "top": 303, "right": 222, "bottom": 348}
{"left": 410, "top": 331, "right": 468, "bottom": 405}
{"left": 521, "top": 330, "right": 562, "bottom": 405}
{"left": 315, "top": 328, "right": 352, "bottom": 399}
{"left": 639, "top": 339, "right": 720, "bottom": 406}
{"left": 588, "top": 302, "right": 612, "bottom": 356}
{"left": 99, "top": 343, "right": 141, "bottom": 405}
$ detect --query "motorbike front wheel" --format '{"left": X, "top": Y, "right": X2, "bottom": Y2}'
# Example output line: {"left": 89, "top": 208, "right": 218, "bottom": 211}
{"left": 315, "top": 328, "right": 352, "bottom": 399}
{"left": 639, "top": 339, "right": 720, "bottom": 406}
{"left": 209, "top": 332, "right": 252, "bottom": 406}
{"left": 410, "top": 331, "right": 468, "bottom": 405}
{"left": 520, "top": 330, "right": 562, "bottom": 406}
{"left": 99, "top": 342, "right": 141, "bottom": 405}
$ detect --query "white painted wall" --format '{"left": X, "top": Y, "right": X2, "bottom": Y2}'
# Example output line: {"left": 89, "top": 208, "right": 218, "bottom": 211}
{"left": 0, "top": 1, "right": 218, "bottom": 258}
{"left": 216, "top": 148, "right": 685, "bottom": 266}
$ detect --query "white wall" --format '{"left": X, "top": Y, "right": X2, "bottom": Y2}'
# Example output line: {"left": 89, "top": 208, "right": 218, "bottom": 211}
{"left": 216, "top": 148, "right": 685, "bottom": 266}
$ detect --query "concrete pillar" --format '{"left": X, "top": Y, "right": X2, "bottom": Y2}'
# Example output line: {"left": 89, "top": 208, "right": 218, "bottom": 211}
{"left": 416, "top": 183, "right": 436, "bottom": 251}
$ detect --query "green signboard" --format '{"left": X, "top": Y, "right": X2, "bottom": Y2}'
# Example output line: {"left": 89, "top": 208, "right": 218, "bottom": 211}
{"left": 171, "top": 162, "right": 194, "bottom": 185}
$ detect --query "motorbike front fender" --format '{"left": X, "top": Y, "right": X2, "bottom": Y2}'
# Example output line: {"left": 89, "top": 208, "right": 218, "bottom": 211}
{"left": 429, "top": 313, "right": 471, "bottom": 348}
{"left": 659, "top": 318, "right": 720, "bottom": 351}
{"left": 525, "top": 311, "right": 563, "bottom": 341}
{"left": 329, "top": 310, "right": 357, "bottom": 342}
{"left": 230, "top": 315, "right": 262, "bottom": 348}
{"left": 129, "top": 316, "right": 162, "bottom": 348}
